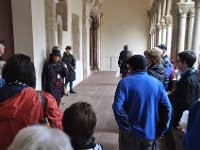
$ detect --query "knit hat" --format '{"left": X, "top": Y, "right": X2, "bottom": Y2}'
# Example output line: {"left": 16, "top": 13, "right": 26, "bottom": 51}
{"left": 51, "top": 49, "right": 61, "bottom": 57}
{"left": 127, "top": 55, "right": 147, "bottom": 70}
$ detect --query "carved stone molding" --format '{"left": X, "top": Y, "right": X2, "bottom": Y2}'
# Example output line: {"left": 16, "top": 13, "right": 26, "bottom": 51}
{"left": 165, "top": 15, "right": 173, "bottom": 25}
{"left": 177, "top": 2, "right": 191, "bottom": 17}
{"left": 189, "top": 7, "right": 195, "bottom": 17}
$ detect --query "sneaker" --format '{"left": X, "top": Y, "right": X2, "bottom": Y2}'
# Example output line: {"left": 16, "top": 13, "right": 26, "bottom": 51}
{"left": 64, "top": 92, "right": 69, "bottom": 96}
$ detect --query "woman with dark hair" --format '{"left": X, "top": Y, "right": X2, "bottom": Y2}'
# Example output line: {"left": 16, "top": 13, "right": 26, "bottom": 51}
{"left": 0, "top": 54, "right": 63, "bottom": 150}
{"left": 62, "top": 45, "right": 76, "bottom": 94}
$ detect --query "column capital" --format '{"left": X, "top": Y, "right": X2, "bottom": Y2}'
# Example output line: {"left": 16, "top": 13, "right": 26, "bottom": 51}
{"left": 160, "top": 19, "right": 166, "bottom": 28}
{"left": 189, "top": 7, "right": 195, "bottom": 17}
{"left": 157, "top": 23, "right": 162, "bottom": 30}
{"left": 165, "top": 15, "right": 173, "bottom": 25}
{"left": 177, "top": 2, "right": 194, "bottom": 17}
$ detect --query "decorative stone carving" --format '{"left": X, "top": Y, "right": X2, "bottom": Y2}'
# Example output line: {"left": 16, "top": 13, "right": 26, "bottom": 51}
{"left": 177, "top": 2, "right": 194, "bottom": 18}
{"left": 56, "top": 0, "right": 68, "bottom": 31}
{"left": 165, "top": 15, "right": 173, "bottom": 25}
{"left": 189, "top": 7, "right": 195, "bottom": 17}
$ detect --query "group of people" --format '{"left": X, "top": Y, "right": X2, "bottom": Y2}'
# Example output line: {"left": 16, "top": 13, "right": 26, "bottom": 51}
{"left": 115, "top": 44, "right": 200, "bottom": 150}
{"left": 0, "top": 52, "right": 103, "bottom": 150}
{"left": 42, "top": 45, "right": 76, "bottom": 107}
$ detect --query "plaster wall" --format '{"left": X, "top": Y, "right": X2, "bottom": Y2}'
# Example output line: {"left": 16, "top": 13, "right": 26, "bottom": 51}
{"left": 101, "top": 0, "right": 150, "bottom": 70}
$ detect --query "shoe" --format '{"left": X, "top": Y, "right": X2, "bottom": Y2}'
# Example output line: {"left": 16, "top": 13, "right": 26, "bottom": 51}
{"left": 70, "top": 91, "right": 76, "bottom": 94}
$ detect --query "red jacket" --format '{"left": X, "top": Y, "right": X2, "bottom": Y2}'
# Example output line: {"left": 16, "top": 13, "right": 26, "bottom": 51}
{"left": 0, "top": 87, "right": 63, "bottom": 150}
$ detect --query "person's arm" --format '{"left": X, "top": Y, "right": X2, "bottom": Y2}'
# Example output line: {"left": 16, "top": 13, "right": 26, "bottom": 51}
{"left": 42, "top": 64, "right": 48, "bottom": 91}
{"left": 43, "top": 91, "right": 63, "bottom": 130}
{"left": 112, "top": 80, "right": 129, "bottom": 130}
{"left": 157, "top": 86, "right": 172, "bottom": 137}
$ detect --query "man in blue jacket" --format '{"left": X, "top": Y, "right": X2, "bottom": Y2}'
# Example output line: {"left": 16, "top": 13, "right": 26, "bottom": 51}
{"left": 112, "top": 55, "right": 172, "bottom": 150}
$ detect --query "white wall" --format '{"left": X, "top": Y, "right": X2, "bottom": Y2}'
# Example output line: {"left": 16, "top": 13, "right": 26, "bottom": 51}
{"left": 11, "top": 0, "right": 46, "bottom": 90}
{"left": 101, "top": 0, "right": 150, "bottom": 71}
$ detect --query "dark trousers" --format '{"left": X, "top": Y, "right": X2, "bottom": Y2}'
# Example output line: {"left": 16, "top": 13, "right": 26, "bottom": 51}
{"left": 119, "top": 131, "right": 155, "bottom": 150}
{"left": 65, "top": 81, "right": 73, "bottom": 92}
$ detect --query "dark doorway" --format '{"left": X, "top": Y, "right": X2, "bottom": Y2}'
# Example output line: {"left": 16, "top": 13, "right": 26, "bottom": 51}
{"left": 0, "top": 0, "right": 14, "bottom": 60}
{"left": 90, "top": 15, "right": 98, "bottom": 70}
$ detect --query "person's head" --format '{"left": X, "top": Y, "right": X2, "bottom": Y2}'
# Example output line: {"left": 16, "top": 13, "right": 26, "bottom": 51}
{"left": 50, "top": 49, "right": 61, "bottom": 62}
{"left": 65, "top": 46, "right": 72, "bottom": 53}
{"left": 0, "top": 40, "right": 5, "bottom": 55}
{"left": 155, "top": 44, "right": 167, "bottom": 57}
{"left": 52, "top": 45, "right": 59, "bottom": 51}
{"left": 2, "top": 54, "right": 36, "bottom": 88}
{"left": 7, "top": 125, "right": 73, "bottom": 150}
{"left": 144, "top": 48, "right": 162, "bottom": 65}
{"left": 123, "top": 45, "right": 128, "bottom": 50}
{"left": 176, "top": 50, "right": 196, "bottom": 71}
{"left": 127, "top": 55, "right": 147, "bottom": 72}
{"left": 62, "top": 102, "right": 97, "bottom": 145}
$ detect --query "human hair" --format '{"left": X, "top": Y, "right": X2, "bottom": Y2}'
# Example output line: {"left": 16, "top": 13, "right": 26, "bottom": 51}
{"left": 7, "top": 125, "right": 73, "bottom": 150}
{"left": 178, "top": 50, "right": 196, "bottom": 67}
{"left": 62, "top": 102, "right": 97, "bottom": 145}
{"left": 158, "top": 44, "right": 167, "bottom": 51}
{"left": 126, "top": 55, "right": 147, "bottom": 71}
{"left": 2, "top": 54, "right": 36, "bottom": 88}
{"left": 144, "top": 48, "right": 162, "bottom": 64}
{"left": 65, "top": 46, "right": 72, "bottom": 50}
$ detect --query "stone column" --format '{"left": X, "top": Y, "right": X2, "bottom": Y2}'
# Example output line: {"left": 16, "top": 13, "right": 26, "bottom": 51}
{"left": 177, "top": 2, "right": 189, "bottom": 52}
{"left": 157, "top": 23, "right": 162, "bottom": 45}
{"left": 192, "top": 0, "right": 200, "bottom": 67}
{"left": 187, "top": 5, "right": 195, "bottom": 50}
{"left": 165, "top": 15, "right": 173, "bottom": 56}
{"left": 161, "top": 19, "right": 167, "bottom": 44}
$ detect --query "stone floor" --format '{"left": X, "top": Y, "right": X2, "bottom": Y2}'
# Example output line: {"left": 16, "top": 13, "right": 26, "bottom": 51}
{"left": 61, "top": 71, "right": 167, "bottom": 150}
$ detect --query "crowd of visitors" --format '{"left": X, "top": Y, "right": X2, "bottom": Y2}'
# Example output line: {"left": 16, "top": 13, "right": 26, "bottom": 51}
{"left": 0, "top": 41, "right": 200, "bottom": 150}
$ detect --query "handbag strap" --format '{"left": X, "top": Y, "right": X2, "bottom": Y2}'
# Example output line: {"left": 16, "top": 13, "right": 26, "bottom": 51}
{"left": 37, "top": 91, "right": 46, "bottom": 112}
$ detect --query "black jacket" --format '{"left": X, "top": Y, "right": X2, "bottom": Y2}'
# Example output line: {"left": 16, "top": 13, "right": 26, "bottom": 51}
{"left": 147, "top": 63, "right": 166, "bottom": 84}
{"left": 169, "top": 68, "right": 200, "bottom": 126}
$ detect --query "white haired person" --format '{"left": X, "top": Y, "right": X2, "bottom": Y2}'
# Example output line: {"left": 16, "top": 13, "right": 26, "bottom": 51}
{"left": 8, "top": 125, "right": 73, "bottom": 150}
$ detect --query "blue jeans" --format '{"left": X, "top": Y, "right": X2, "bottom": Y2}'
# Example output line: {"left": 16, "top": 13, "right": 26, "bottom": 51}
{"left": 119, "top": 131, "right": 155, "bottom": 150}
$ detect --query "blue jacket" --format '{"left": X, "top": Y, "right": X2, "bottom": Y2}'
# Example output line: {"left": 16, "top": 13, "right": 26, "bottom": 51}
{"left": 183, "top": 100, "right": 200, "bottom": 150}
{"left": 112, "top": 71, "right": 172, "bottom": 140}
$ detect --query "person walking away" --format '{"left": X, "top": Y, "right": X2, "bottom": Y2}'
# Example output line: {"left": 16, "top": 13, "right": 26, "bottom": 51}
{"left": 42, "top": 49, "right": 68, "bottom": 107}
{"left": 0, "top": 54, "right": 63, "bottom": 150}
{"left": 62, "top": 45, "right": 76, "bottom": 94}
{"left": 113, "top": 55, "right": 172, "bottom": 150}
{"left": 118, "top": 45, "right": 133, "bottom": 78}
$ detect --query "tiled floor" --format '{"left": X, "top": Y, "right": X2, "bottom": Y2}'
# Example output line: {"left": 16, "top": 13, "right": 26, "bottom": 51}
{"left": 61, "top": 71, "right": 119, "bottom": 150}
{"left": 61, "top": 71, "right": 167, "bottom": 150}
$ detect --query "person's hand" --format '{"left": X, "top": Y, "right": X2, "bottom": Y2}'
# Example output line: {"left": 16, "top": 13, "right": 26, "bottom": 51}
{"left": 63, "top": 63, "right": 67, "bottom": 68}
{"left": 177, "top": 126, "right": 185, "bottom": 137}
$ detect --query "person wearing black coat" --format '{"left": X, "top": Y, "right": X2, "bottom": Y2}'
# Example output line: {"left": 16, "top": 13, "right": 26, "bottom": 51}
{"left": 169, "top": 51, "right": 200, "bottom": 127}
{"left": 62, "top": 46, "right": 76, "bottom": 94}
{"left": 42, "top": 49, "right": 68, "bottom": 107}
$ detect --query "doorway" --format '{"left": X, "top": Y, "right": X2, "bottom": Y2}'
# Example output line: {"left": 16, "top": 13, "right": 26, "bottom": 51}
{"left": 0, "top": 0, "right": 14, "bottom": 60}
{"left": 90, "top": 15, "right": 98, "bottom": 70}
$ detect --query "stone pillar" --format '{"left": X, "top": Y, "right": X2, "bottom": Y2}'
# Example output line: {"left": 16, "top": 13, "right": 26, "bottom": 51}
{"left": 161, "top": 19, "right": 167, "bottom": 44}
{"left": 165, "top": 15, "right": 173, "bottom": 56}
{"left": 187, "top": 6, "right": 195, "bottom": 50}
{"left": 177, "top": 2, "right": 189, "bottom": 52}
{"left": 192, "top": 0, "right": 200, "bottom": 67}
{"left": 157, "top": 23, "right": 162, "bottom": 45}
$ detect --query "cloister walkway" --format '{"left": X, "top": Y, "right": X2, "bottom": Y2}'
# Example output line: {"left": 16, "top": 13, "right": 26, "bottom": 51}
{"left": 61, "top": 71, "right": 119, "bottom": 150}
{"left": 61, "top": 71, "right": 167, "bottom": 150}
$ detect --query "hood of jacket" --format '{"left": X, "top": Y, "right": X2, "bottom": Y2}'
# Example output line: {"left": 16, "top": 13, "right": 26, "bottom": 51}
{"left": 147, "top": 63, "right": 166, "bottom": 75}
{"left": 0, "top": 84, "right": 34, "bottom": 121}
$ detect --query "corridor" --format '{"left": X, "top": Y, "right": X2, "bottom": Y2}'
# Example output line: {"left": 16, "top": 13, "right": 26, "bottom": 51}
{"left": 61, "top": 71, "right": 119, "bottom": 150}
{"left": 61, "top": 71, "right": 168, "bottom": 150}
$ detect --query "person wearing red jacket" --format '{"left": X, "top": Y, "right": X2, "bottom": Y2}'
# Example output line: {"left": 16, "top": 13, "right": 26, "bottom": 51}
{"left": 0, "top": 54, "right": 63, "bottom": 150}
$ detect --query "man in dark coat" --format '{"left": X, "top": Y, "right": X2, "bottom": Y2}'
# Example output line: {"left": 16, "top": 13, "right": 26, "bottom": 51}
{"left": 118, "top": 45, "right": 132, "bottom": 78}
{"left": 169, "top": 50, "right": 200, "bottom": 127}
{"left": 0, "top": 40, "right": 6, "bottom": 87}
{"left": 62, "top": 46, "right": 76, "bottom": 93}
